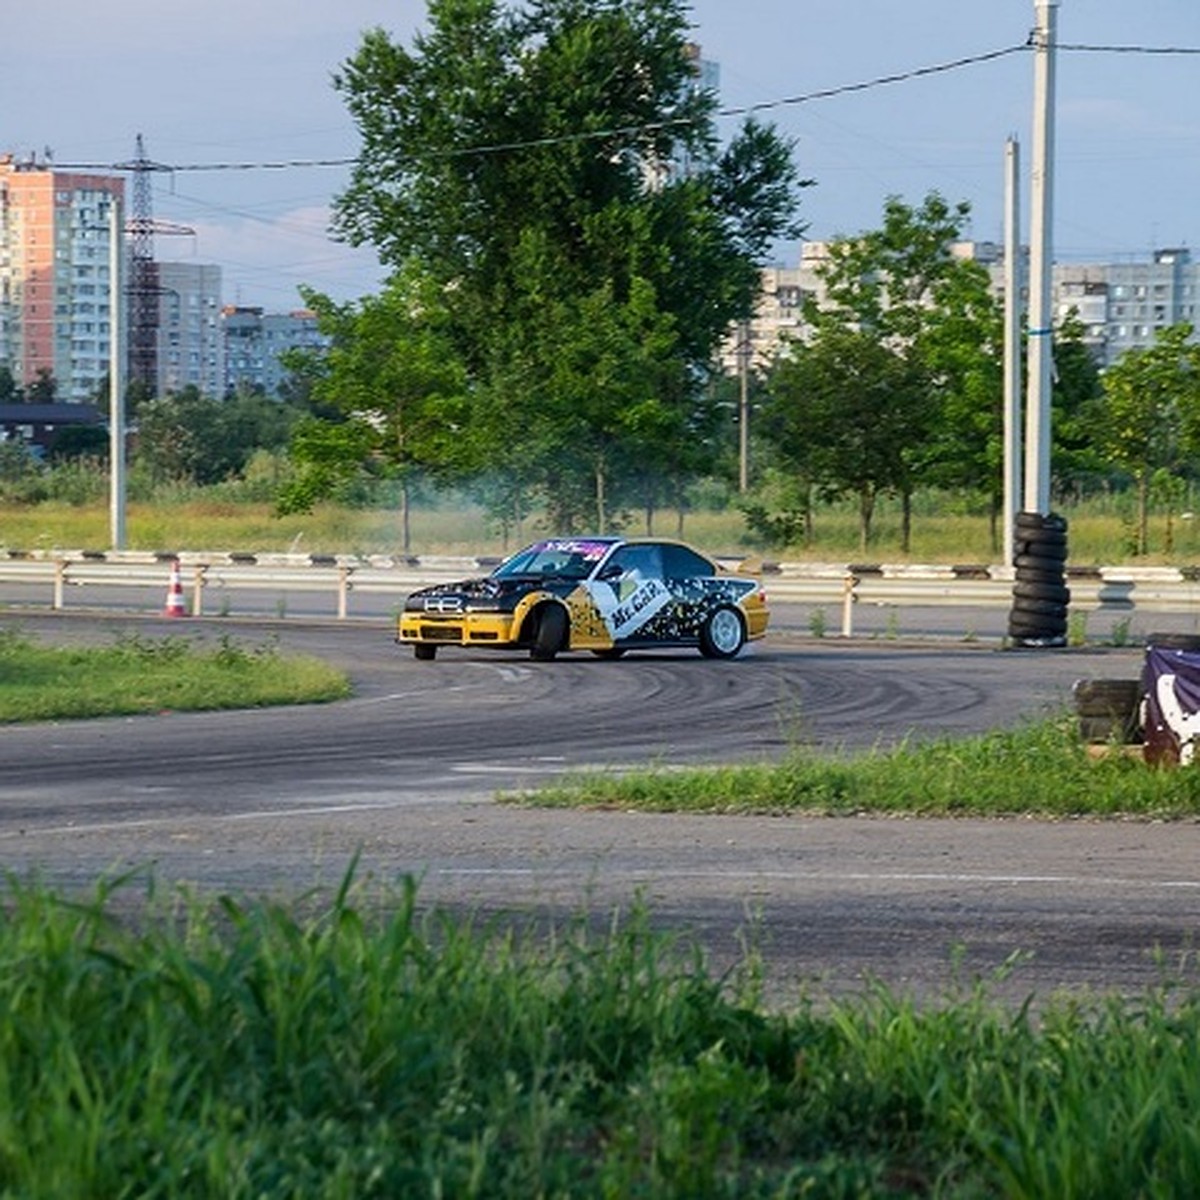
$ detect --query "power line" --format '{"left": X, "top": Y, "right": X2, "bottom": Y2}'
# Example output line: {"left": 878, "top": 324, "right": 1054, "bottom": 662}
{"left": 1059, "top": 42, "right": 1200, "bottom": 56}
{"left": 47, "top": 40, "right": 1200, "bottom": 176}
{"left": 722, "top": 43, "right": 1029, "bottom": 120}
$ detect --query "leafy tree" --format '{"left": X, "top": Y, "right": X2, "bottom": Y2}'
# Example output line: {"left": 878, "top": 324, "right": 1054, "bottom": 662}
{"left": 276, "top": 265, "right": 472, "bottom": 551}
{"left": 26, "top": 369, "right": 56, "bottom": 404}
{"left": 48, "top": 425, "right": 108, "bottom": 463}
{"left": 765, "top": 327, "right": 929, "bottom": 552}
{"left": 1048, "top": 309, "right": 1104, "bottom": 498}
{"left": 0, "top": 366, "right": 22, "bottom": 405}
{"left": 135, "top": 387, "right": 296, "bottom": 488}
{"left": 329, "top": 0, "right": 804, "bottom": 520}
{"left": 1096, "top": 323, "right": 1200, "bottom": 554}
{"left": 761, "top": 193, "right": 998, "bottom": 552}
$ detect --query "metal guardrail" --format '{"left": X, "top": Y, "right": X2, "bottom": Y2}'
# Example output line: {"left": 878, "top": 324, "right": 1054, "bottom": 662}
{"left": 3, "top": 550, "right": 1200, "bottom": 631}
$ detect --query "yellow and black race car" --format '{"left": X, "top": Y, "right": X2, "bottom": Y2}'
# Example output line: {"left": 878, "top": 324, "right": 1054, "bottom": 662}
{"left": 396, "top": 536, "right": 769, "bottom": 661}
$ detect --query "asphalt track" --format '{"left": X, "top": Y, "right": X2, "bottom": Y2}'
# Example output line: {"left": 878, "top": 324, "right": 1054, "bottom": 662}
{"left": 2, "top": 610, "right": 1198, "bottom": 1005}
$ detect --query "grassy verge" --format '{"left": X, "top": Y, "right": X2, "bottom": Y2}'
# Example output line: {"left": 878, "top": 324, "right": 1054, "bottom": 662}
{"left": 0, "top": 630, "right": 350, "bottom": 722}
{"left": 503, "top": 719, "right": 1200, "bottom": 820}
{"left": 2, "top": 870, "right": 1199, "bottom": 1197}
{"left": 4, "top": 493, "right": 1200, "bottom": 563}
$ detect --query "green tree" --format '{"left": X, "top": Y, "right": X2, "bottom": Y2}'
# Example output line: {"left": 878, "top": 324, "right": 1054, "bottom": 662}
{"left": 765, "top": 327, "right": 929, "bottom": 552}
{"left": 0, "top": 366, "right": 22, "bottom": 405}
{"left": 761, "top": 193, "right": 998, "bottom": 552}
{"left": 276, "top": 265, "right": 471, "bottom": 551}
{"left": 26, "top": 369, "right": 56, "bottom": 404}
{"left": 1048, "top": 309, "right": 1104, "bottom": 498}
{"left": 330, "top": 0, "right": 804, "bottom": 518}
{"left": 135, "top": 388, "right": 296, "bottom": 488}
{"left": 1096, "top": 322, "right": 1200, "bottom": 554}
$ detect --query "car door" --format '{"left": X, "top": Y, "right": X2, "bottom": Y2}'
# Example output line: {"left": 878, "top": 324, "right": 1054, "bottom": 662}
{"left": 585, "top": 542, "right": 673, "bottom": 644}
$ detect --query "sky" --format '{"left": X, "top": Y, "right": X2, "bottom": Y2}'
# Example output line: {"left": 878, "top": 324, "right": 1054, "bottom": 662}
{"left": 6, "top": 1, "right": 1200, "bottom": 309}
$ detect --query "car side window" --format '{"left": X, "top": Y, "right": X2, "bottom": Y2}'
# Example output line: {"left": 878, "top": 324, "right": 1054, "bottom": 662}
{"left": 662, "top": 544, "right": 713, "bottom": 580}
{"left": 606, "top": 544, "right": 663, "bottom": 580}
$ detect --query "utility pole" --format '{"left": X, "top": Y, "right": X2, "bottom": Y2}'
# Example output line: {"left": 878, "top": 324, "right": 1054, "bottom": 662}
{"left": 1024, "top": 0, "right": 1058, "bottom": 515}
{"left": 1003, "top": 136, "right": 1022, "bottom": 565}
{"left": 108, "top": 197, "right": 126, "bottom": 550}
{"left": 737, "top": 320, "right": 751, "bottom": 493}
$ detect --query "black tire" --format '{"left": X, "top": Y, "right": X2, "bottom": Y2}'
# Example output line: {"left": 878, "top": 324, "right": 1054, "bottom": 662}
{"left": 1013, "top": 581, "right": 1071, "bottom": 605}
{"left": 699, "top": 605, "right": 746, "bottom": 659}
{"left": 1073, "top": 678, "right": 1141, "bottom": 718}
{"left": 1014, "top": 567, "right": 1069, "bottom": 587}
{"left": 1009, "top": 623, "right": 1069, "bottom": 642}
{"left": 1011, "top": 597, "right": 1069, "bottom": 619}
{"left": 1014, "top": 553, "right": 1068, "bottom": 575}
{"left": 530, "top": 604, "right": 569, "bottom": 661}
{"left": 413, "top": 644, "right": 438, "bottom": 661}
{"left": 1009, "top": 632, "right": 1067, "bottom": 647}
{"left": 591, "top": 647, "right": 627, "bottom": 660}
{"left": 1145, "top": 633, "right": 1200, "bottom": 651}
{"left": 1008, "top": 612, "right": 1069, "bottom": 635}
{"left": 1015, "top": 511, "right": 1068, "bottom": 534}
{"left": 1015, "top": 530, "right": 1068, "bottom": 552}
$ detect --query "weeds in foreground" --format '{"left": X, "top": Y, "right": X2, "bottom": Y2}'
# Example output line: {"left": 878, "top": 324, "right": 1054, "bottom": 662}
{"left": 3, "top": 870, "right": 1200, "bottom": 1197}
{"left": 509, "top": 718, "right": 1200, "bottom": 820}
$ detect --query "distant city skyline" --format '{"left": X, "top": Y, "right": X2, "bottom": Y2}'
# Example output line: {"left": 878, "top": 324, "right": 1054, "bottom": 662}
{"left": 5, "top": 1, "right": 1199, "bottom": 307}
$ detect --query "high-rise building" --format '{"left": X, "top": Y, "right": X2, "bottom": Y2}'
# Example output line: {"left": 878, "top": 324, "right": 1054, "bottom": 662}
{"left": 221, "top": 306, "right": 329, "bottom": 398}
{"left": 155, "top": 261, "right": 224, "bottom": 397}
{"left": 728, "top": 243, "right": 1200, "bottom": 372}
{"left": 0, "top": 154, "right": 124, "bottom": 404}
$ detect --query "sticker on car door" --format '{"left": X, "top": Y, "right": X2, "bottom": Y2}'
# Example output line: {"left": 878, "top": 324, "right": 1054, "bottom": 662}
{"left": 586, "top": 576, "right": 673, "bottom": 640}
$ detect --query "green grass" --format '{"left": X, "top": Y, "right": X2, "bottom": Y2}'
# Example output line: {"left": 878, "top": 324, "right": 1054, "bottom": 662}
{"left": 504, "top": 718, "right": 1200, "bottom": 820}
{"left": 3, "top": 868, "right": 1200, "bottom": 1197}
{"left": 4, "top": 491, "right": 1200, "bottom": 563}
{"left": 0, "top": 630, "right": 350, "bottom": 722}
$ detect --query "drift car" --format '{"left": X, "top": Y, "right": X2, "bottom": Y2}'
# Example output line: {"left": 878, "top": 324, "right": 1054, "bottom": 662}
{"left": 396, "top": 536, "right": 768, "bottom": 661}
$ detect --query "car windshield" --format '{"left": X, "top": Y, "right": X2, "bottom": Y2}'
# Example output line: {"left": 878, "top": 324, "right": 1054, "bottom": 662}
{"left": 492, "top": 539, "right": 613, "bottom": 581}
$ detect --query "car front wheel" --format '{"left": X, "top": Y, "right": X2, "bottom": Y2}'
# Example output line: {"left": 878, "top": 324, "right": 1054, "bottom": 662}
{"left": 413, "top": 644, "right": 437, "bottom": 661}
{"left": 699, "top": 606, "right": 746, "bottom": 659}
{"left": 530, "top": 604, "right": 568, "bottom": 661}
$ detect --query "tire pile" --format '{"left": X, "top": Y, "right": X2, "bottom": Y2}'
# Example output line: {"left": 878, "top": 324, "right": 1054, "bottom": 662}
{"left": 1009, "top": 510, "right": 1070, "bottom": 646}
{"left": 1072, "top": 678, "right": 1143, "bottom": 745}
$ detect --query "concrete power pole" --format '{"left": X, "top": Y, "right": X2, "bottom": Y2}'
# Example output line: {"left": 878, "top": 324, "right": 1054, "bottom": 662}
{"left": 108, "top": 197, "right": 126, "bottom": 551}
{"left": 1003, "top": 136, "right": 1022, "bottom": 566}
{"left": 1024, "top": 0, "right": 1058, "bottom": 515}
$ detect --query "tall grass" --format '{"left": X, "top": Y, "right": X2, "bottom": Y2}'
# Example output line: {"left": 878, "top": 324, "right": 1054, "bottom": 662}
{"left": 509, "top": 718, "right": 1200, "bottom": 820}
{"left": 3, "top": 870, "right": 1200, "bottom": 1196}
{"left": 0, "top": 630, "right": 349, "bottom": 722}
{"left": 3, "top": 488, "right": 1200, "bottom": 562}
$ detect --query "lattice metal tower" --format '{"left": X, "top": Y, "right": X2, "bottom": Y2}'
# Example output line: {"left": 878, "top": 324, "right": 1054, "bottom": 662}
{"left": 112, "top": 134, "right": 192, "bottom": 393}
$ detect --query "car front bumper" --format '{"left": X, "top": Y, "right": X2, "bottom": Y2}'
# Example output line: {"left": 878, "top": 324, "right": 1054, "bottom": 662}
{"left": 396, "top": 610, "right": 519, "bottom": 648}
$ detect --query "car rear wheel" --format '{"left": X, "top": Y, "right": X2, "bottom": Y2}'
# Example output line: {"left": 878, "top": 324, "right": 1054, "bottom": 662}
{"left": 699, "top": 606, "right": 746, "bottom": 659}
{"left": 413, "top": 644, "right": 438, "bottom": 661}
{"left": 530, "top": 604, "right": 568, "bottom": 661}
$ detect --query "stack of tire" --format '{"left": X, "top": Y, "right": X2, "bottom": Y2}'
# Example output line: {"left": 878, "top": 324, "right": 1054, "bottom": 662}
{"left": 1072, "top": 678, "right": 1143, "bottom": 746}
{"left": 1008, "top": 510, "right": 1069, "bottom": 647}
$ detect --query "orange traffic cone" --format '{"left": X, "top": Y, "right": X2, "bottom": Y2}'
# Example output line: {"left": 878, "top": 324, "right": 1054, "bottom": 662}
{"left": 164, "top": 558, "right": 187, "bottom": 618}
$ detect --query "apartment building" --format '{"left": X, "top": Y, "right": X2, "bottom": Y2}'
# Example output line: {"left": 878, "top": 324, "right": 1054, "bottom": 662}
{"left": 1060, "top": 248, "right": 1200, "bottom": 364}
{"left": 0, "top": 155, "right": 124, "bottom": 404}
{"left": 728, "top": 242, "right": 1200, "bottom": 373}
{"left": 221, "top": 306, "right": 329, "bottom": 398}
{"left": 155, "top": 261, "right": 224, "bottom": 397}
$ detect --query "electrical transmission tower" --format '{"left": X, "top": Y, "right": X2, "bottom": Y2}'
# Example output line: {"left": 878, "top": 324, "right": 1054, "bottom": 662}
{"left": 112, "top": 134, "right": 193, "bottom": 393}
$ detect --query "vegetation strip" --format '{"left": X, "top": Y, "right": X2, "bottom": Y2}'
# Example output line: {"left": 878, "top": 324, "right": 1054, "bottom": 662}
{"left": 0, "top": 630, "right": 349, "bottom": 722}
{"left": 2, "top": 870, "right": 1199, "bottom": 1197}
{"left": 505, "top": 719, "right": 1200, "bottom": 820}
